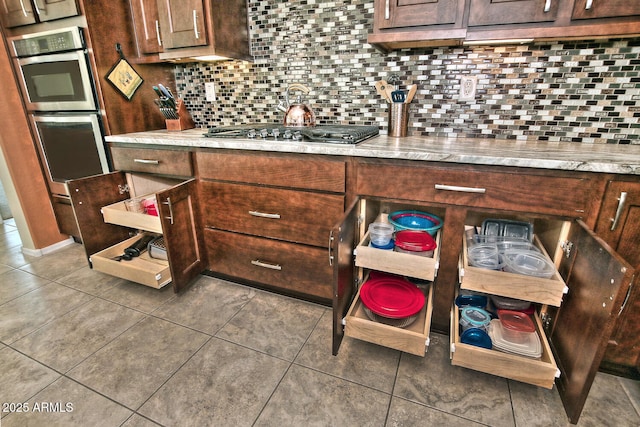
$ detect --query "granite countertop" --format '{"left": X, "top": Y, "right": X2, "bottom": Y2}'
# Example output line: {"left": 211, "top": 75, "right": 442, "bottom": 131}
{"left": 105, "top": 128, "right": 640, "bottom": 175}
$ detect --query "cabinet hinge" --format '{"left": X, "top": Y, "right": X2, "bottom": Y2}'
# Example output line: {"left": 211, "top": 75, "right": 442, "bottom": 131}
{"left": 118, "top": 184, "right": 130, "bottom": 195}
{"left": 341, "top": 317, "right": 347, "bottom": 326}
{"left": 561, "top": 240, "right": 573, "bottom": 259}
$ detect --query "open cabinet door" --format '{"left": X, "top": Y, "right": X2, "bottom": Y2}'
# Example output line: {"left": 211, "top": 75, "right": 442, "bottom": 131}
{"left": 67, "top": 172, "right": 132, "bottom": 262}
{"left": 332, "top": 198, "right": 360, "bottom": 355}
{"left": 157, "top": 179, "right": 206, "bottom": 293}
{"left": 550, "top": 220, "right": 634, "bottom": 424}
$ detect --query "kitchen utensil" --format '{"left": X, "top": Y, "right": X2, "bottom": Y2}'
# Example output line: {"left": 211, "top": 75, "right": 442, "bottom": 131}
{"left": 359, "top": 276, "right": 425, "bottom": 319}
{"left": 283, "top": 83, "right": 316, "bottom": 127}
{"left": 157, "top": 83, "right": 176, "bottom": 108}
{"left": 148, "top": 236, "right": 168, "bottom": 260}
{"left": 374, "top": 80, "right": 391, "bottom": 102}
{"left": 124, "top": 234, "right": 156, "bottom": 258}
{"left": 405, "top": 84, "right": 417, "bottom": 103}
{"left": 388, "top": 74, "right": 406, "bottom": 103}
{"left": 388, "top": 210, "right": 443, "bottom": 235}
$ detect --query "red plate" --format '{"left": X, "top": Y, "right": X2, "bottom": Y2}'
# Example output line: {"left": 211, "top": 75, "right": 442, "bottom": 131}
{"left": 360, "top": 277, "right": 425, "bottom": 319}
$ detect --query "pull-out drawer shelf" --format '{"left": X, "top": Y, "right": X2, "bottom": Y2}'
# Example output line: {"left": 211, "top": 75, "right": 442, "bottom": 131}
{"left": 90, "top": 234, "right": 171, "bottom": 289}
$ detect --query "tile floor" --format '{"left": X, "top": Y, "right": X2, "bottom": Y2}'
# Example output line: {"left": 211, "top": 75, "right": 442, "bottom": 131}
{"left": 1, "top": 218, "right": 639, "bottom": 426}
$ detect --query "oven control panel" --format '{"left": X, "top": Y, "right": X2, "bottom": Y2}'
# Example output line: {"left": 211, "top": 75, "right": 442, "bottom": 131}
{"left": 10, "top": 27, "right": 84, "bottom": 57}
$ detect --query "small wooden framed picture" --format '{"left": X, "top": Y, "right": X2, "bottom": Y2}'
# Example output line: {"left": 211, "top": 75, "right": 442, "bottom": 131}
{"left": 106, "top": 58, "right": 143, "bottom": 100}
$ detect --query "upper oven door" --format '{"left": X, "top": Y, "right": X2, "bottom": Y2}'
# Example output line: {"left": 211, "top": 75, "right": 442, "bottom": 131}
{"left": 16, "top": 51, "right": 96, "bottom": 112}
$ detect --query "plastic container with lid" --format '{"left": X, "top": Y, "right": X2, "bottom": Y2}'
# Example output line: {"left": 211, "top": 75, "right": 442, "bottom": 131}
{"left": 490, "top": 295, "right": 532, "bottom": 312}
{"left": 368, "top": 222, "right": 395, "bottom": 246}
{"left": 497, "top": 309, "right": 536, "bottom": 343}
{"left": 459, "top": 306, "right": 492, "bottom": 332}
{"left": 467, "top": 243, "right": 503, "bottom": 270}
{"left": 488, "top": 319, "right": 541, "bottom": 358}
{"left": 502, "top": 249, "right": 555, "bottom": 278}
{"left": 394, "top": 230, "right": 437, "bottom": 257}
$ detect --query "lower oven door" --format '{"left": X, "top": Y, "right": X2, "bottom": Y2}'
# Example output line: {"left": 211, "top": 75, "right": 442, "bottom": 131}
{"left": 30, "top": 114, "right": 110, "bottom": 195}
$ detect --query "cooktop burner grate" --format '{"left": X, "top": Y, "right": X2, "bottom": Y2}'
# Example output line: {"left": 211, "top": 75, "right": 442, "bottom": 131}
{"left": 204, "top": 124, "right": 379, "bottom": 144}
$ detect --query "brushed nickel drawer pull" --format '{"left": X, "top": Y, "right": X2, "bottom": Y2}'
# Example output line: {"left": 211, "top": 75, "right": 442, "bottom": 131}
{"left": 434, "top": 184, "right": 486, "bottom": 194}
{"left": 585, "top": 0, "right": 593, "bottom": 10}
{"left": 193, "top": 10, "right": 200, "bottom": 39}
{"left": 251, "top": 259, "right": 282, "bottom": 271}
{"left": 249, "top": 210, "right": 281, "bottom": 219}
{"left": 155, "top": 20, "right": 162, "bottom": 46}
{"left": 134, "top": 158, "right": 160, "bottom": 165}
{"left": 385, "top": 0, "right": 390, "bottom": 20}
{"left": 19, "top": 0, "right": 28, "bottom": 16}
{"left": 610, "top": 191, "right": 627, "bottom": 231}
{"left": 543, "top": 0, "right": 551, "bottom": 13}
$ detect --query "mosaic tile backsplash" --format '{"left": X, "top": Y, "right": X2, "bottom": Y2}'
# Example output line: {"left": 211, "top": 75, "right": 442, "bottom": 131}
{"left": 174, "top": 0, "right": 640, "bottom": 144}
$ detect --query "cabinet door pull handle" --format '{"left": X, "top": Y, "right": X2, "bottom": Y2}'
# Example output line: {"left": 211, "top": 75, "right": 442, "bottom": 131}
{"left": 134, "top": 158, "right": 160, "bottom": 165}
{"left": 434, "top": 184, "right": 486, "bottom": 194}
{"left": 385, "top": 0, "right": 390, "bottom": 20}
{"left": 585, "top": 0, "right": 593, "bottom": 10}
{"left": 543, "top": 0, "right": 551, "bottom": 13}
{"left": 163, "top": 197, "right": 174, "bottom": 225}
{"left": 610, "top": 191, "right": 627, "bottom": 231}
{"left": 19, "top": 0, "right": 28, "bottom": 16}
{"left": 155, "top": 20, "right": 162, "bottom": 46}
{"left": 329, "top": 230, "right": 334, "bottom": 266}
{"left": 193, "top": 10, "right": 200, "bottom": 39}
{"left": 251, "top": 259, "right": 282, "bottom": 271}
{"left": 249, "top": 210, "right": 281, "bottom": 219}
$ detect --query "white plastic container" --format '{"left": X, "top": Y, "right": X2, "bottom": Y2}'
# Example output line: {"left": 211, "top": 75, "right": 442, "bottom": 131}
{"left": 368, "top": 222, "right": 395, "bottom": 246}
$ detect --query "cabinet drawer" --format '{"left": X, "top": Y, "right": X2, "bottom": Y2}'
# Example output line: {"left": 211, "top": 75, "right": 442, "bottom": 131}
{"left": 357, "top": 162, "right": 593, "bottom": 217}
{"left": 450, "top": 303, "right": 558, "bottom": 389}
{"left": 200, "top": 181, "right": 344, "bottom": 247}
{"left": 355, "top": 229, "right": 441, "bottom": 281}
{"left": 91, "top": 235, "right": 171, "bottom": 289}
{"left": 196, "top": 151, "right": 346, "bottom": 192}
{"left": 205, "top": 229, "right": 333, "bottom": 301}
{"left": 459, "top": 233, "right": 567, "bottom": 307}
{"left": 345, "top": 282, "right": 433, "bottom": 357}
{"left": 101, "top": 194, "right": 163, "bottom": 234}
{"left": 110, "top": 146, "right": 193, "bottom": 177}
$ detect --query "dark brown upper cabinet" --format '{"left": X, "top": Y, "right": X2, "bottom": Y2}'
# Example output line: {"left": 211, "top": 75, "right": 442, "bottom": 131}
{"left": 369, "top": 0, "right": 640, "bottom": 52}
{"left": 152, "top": 0, "right": 251, "bottom": 62}
{"left": 468, "top": 0, "right": 559, "bottom": 27}
{"left": 129, "top": 0, "right": 164, "bottom": 58}
{"left": 0, "top": 0, "right": 78, "bottom": 28}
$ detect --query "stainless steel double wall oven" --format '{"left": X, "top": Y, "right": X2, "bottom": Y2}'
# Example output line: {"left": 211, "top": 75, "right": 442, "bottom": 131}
{"left": 9, "top": 26, "right": 109, "bottom": 197}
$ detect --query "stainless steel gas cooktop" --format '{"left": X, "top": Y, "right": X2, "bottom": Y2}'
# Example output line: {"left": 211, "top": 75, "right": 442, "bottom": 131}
{"left": 204, "top": 124, "right": 379, "bottom": 144}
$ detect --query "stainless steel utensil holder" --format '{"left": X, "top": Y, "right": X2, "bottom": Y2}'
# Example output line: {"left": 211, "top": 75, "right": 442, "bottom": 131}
{"left": 388, "top": 103, "right": 409, "bottom": 137}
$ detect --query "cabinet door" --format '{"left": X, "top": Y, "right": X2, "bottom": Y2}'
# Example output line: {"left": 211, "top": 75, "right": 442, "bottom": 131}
{"left": 377, "top": 0, "right": 460, "bottom": 29}
{"left": 331, "top": 198, "right": 360, "bottom": 355}
{"left": 157, "top": 179, "right": 206, "bottom": 293}
{"left": 1, "top": 0, "right": 36, "bottom": 27}
{"left": 33, "top": 0, "right": 77, "bottom": 22}
{"left": 594, "top": 180, "right": 640, "bottom": 375}
{"left": 156, "top": 0, "right": 207, "bottom": 49}
{"left": 549, "top": 220, "right": 633, "bottom": 424}
{"left": 469, "top": 0, "right": 559, "bottom": 26}
{"left": 130, "top": 0, "right": 164, "bottom": 54}
{"left": 67, "top": 172, "right": 132, "bottom": 261}
{"left": 572, "top": 0, "right": 640, "bottom": 20}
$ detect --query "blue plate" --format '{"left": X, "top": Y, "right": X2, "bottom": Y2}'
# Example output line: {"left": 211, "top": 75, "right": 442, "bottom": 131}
{"left": 388, "top": 210, "right": 443, "bottom": 235}
{"left": 460, "top": 327, "right": 492, "bottom": 349}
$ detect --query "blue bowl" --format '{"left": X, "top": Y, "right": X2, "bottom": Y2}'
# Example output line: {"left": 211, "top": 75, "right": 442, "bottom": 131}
{"left": 460, "top": 328, "right": 492, "bottom": 349}
{"left": 388, "top": 210, "right": 443, "bottom": 235}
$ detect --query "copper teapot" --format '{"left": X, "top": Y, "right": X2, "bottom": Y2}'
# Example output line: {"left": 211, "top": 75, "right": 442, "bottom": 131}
{"left": 282, "top": 83, "right": 316, "bottom": 127}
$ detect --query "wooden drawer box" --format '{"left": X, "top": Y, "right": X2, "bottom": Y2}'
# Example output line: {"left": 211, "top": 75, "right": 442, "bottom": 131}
{"left": 196, "top": 151, "right": 346, "bottom": 192}
{"left": 356, "top": 161, "right": 594, "bottom": 218}
{"left": 355, "top": 229, "right": 441, "bottom": 281}
{"left": 90, "top": 234, "right": 171, "bottom": 289}
{"left": 459, "top": 233, "right": 567, "bottom": 307}
{"left": 110, "top": 146, "right": 193, "bottom": 177}
{"left": 345, "top": 283, "right": 433, "bottom": 357}
{"left": 205, "top": 229, "right": 333, "bottom": 300}
{"left": 200, "top": 181, "right": 344, "bottom": 247}
{"left": 450, "top": 303, "right": 559, "bottom": 389}
{"left": 101, "top": 194, "right": 163, "bottom": 234}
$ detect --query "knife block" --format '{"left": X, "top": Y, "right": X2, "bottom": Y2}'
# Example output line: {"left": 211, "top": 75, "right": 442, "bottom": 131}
{"left": 166, "top": 100, "right": 195, "bottom": 131}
